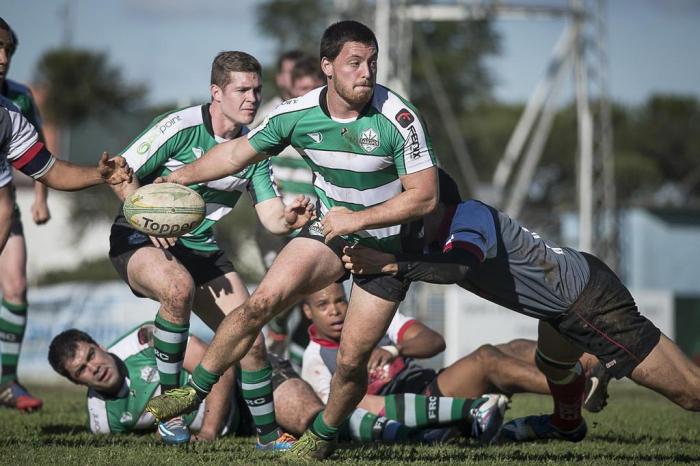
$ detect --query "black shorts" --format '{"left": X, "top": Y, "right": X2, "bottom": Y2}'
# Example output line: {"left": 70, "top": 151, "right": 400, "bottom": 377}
{"left": 551, "top": 253, "right": 661, "bottom": 379}
{"left": 109, "top": 224, "right": 235, "bottom": 297}
{"left": 378, "top": 366, "right": 438, "bottom": 396}
{"left": 296, "top": 219, "right": 411, "bottom": 303}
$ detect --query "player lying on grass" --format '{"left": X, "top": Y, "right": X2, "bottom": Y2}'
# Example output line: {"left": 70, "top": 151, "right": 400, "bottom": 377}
{"left": 301, "top": 282, "right": 610, "bottom": 433}
{"left": 47, "top": 322, "right": 471, "bottom": 446}
{"left": 103, "top": 51, "right": 314, "bottom": 448}
{"left": 342, "top": 169, "right": 700, "bottom": 444}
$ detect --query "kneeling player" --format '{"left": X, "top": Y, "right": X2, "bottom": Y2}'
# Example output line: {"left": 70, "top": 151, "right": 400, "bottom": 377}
{"left": 343, "top": 169, "right": 700, "bottom": 443}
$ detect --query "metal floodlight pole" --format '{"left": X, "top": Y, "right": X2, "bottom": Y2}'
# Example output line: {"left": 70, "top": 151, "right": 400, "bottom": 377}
{"left": 492, "top": 25, "right": 576, "bottom": 200}
{"left": 375, "top": 0, "right": 392, "bottom": 86}
{"left": 506, "top": 54, "right": 573, "bottom": 218}
{"left": 573, "top": 0, "right": 594, "bottom": 253}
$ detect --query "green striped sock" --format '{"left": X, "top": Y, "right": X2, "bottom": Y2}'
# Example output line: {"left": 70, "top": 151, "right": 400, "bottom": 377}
{"left": 241, "top": 365, "right": 280, "bottom": 444}
{"left": 345, "top": 408, "right": 411, "bottom": 442}
{"left": 189, "top": 364, "right": 220, "bottom": 399}
{"left": 153, "top": 313, "right": 189, "bottom": 392}
{"left": 0, "top": 300, "right": 27, "bottom": 384}
{"left": 310, "top": 410, "right": 339, "bottom": 441}
{"left": 384, "top": 393, "right": 481, "bottom": 427}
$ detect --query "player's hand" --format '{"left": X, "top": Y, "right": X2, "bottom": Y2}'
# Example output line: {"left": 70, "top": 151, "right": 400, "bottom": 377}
{"left": 31, "top": 199, "right": 50, "bottom": 225}
{"left": 321, "top": 206, "right": 360, "bottom": 243}
{"left": 149, "top": 236, "right": 177, "bottom": 249}
{"left": 98, "top": 152, "right": 133, "bottom": 185}
{"left": 190, "top": 431, "right": 217, "bottom": 442}
{"left": 367, "top": 347, "right": 397, "bottom": 373}
{"left": 342, "top": 245, "right": 398, "bottom": 275}
{"left": 284, "top": 195, "right": 316, "bottom": 230}
{"left": 154, "top": 172, "right": 182, "bottom": 185}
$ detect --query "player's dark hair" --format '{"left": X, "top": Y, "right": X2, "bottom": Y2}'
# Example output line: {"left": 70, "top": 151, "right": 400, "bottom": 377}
{"left": 48, "top": 329, "right": 98, "bottom": 381}
{"left": 277, "top": 49, "right": 305, "bottom": 72}
{"left": 438, "top": 168, "right": 463, "bottom": 205}
{"left": 0, "top": 17, "right": 18, "bottom": 56}
{"left": 291, "top": 55, "right": 325, "bottom": 84}
{"left": 320, "top": 20, "right": 378, "bottom": 62}
{"left": 211, "top": 51, "right": 261, "bottom": 89}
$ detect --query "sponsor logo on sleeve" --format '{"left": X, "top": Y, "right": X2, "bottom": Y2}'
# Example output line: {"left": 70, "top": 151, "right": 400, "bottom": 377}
{"left": 404, "top": 126, "right": 421, "bottom": 159}
{"left": 159, "top": 115, "right": 182, "bottom": 134}
{"left": 395, "top": 108, "right": 415, "bottom": 128}
{"left": 359, "top": 128, "right": 380, "bottom": 153}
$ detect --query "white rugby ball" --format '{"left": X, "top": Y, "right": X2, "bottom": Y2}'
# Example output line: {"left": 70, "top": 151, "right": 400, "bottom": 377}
{"left": 123, "top": 183, "right": 205, "bottom": 237}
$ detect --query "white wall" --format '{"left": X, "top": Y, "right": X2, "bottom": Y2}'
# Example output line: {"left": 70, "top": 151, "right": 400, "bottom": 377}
{"left": 443, "top": 286, "right": 674, "bottom": 366}
{"left": 14, "top": 187, "right": 112, "bottom": 282}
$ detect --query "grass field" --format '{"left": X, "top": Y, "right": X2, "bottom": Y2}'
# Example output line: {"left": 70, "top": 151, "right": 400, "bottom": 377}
{"left": 0, "top": 382, "right": 698, "bottom": 465}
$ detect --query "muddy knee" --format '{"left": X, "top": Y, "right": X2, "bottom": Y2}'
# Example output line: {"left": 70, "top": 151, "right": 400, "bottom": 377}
{"left": 243, "top": 291, "right": 283, "bottom": 330}
{"left": 159, "top": 274, "right": 195, "bottom": 320}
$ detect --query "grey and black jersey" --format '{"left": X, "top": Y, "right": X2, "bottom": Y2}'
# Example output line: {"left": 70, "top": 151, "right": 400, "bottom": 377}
{"left": 436, "top": 200, "right": 590, "bottom": 320}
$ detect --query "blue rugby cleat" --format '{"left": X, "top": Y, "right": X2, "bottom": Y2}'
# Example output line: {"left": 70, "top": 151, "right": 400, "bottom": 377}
{"left": 256, "top": 432, "right": 297, "bottom": 452}
{"left": 470, "top": 394, "right": 509, "bottom": 445}
{"left": 158, "top": 416, "right": 191, "bottom": 445}
{"left": 498, "top": 414, "right": 587, "bottom": 443}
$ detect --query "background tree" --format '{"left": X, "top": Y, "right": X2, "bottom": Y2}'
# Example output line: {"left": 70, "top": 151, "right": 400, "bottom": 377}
{"left": 34, "top": 48, "right": 147, "bottom": 236}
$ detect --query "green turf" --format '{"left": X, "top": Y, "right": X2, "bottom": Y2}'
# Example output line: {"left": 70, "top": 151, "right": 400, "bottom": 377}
{"left": 0, "top": 383, "right": 698, "bottom": 465}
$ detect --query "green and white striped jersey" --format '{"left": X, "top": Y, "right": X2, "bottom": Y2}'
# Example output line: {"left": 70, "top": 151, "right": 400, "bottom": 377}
{"left": 248, "top": 85, "right": 436, "bottom": 253}
{"left": 86, "top": 323, "right": 203, "bottom": 434}
{"left": 255, "top": 95, "right": 316, "bottom": 205}
{"left": 117, "top": 104, "right": 279, "bottom": 251}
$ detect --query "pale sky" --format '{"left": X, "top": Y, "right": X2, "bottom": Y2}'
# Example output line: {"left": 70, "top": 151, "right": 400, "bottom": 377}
{"left": 3, "top": 0, "right": 700, "bottom": 105}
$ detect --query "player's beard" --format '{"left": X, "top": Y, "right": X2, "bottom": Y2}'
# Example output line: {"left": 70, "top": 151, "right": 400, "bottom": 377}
{"left": 333, "top": 78, "right": 374, "bottom": 107}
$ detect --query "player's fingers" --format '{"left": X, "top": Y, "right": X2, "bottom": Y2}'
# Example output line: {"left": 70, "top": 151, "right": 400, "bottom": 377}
{"left": 166, "top": 237, "right": 177, "bottom": 247}
{"left": 148, "top": 236, "right": 161, "bottom": 248}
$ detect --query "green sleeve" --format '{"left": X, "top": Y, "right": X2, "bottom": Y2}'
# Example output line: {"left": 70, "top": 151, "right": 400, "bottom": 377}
{"left": 247, "top": 112, "right": 297, "bottom": 155}
{"left": 119, "top": 114, "right": 188, "bottom": 179}
{"left": 247, "top": 159, "right": 280, "bottom": 205}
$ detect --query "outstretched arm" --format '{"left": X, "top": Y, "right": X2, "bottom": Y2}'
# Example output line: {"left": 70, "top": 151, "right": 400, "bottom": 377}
{"left": 161, "top": 137, "right": 268, "bottom": 186}
{"left": 38, "top": 153, "right": 133, "bottom": 191}
{"left": 342, "top": 244, "right": 479, "bottom": 284}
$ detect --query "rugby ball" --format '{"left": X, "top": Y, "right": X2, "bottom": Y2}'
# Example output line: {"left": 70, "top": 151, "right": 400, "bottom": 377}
{"left": 123, "top": 183, "right": 205, "bottom": 237}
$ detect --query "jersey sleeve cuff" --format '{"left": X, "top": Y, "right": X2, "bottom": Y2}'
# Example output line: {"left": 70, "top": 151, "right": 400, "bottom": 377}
{"left": 12, "top": 142, "right": 56, "bottom": 180}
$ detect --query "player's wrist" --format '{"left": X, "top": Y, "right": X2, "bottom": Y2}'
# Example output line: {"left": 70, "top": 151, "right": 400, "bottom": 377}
{"left": 380, "top": 344, "right": 400, "bottom": 358}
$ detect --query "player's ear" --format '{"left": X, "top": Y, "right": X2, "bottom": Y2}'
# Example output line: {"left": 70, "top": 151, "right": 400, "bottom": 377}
{"left": 302, "top": 303, "right": 313, "bottom": 321}
{"left": 320, "top": 57, "right": 333, "bottom": 80}
{"left": 210, "top": 83, "right": 222, "bottom": 102}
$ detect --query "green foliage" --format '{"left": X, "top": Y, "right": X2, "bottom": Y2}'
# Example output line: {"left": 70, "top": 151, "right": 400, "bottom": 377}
{"left": 2, "top": 383, "right": 698, "bottom": 465}
{"left": 34, "top": 48, "right": 146, "bottom": 126}
{"left": 256, "top": 0, "right": 332, "bottom": 55}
